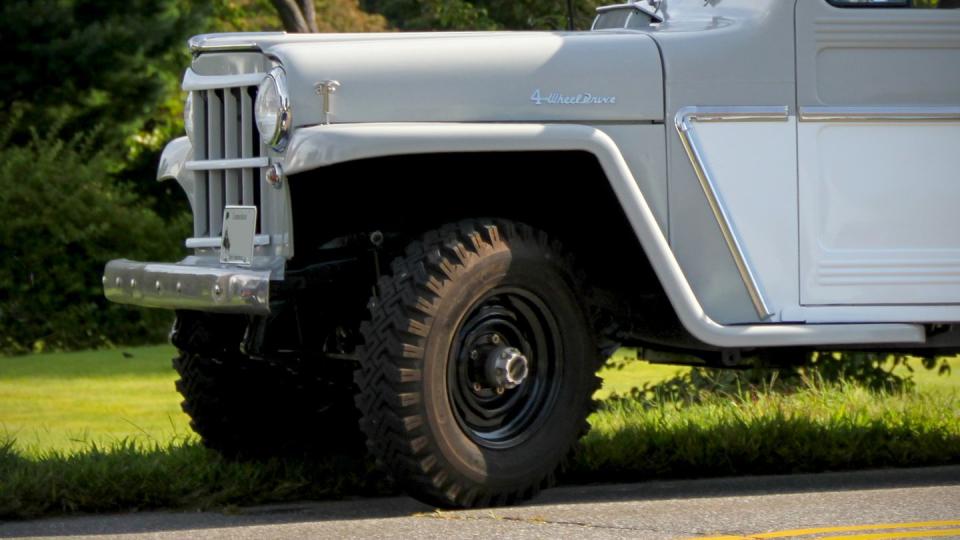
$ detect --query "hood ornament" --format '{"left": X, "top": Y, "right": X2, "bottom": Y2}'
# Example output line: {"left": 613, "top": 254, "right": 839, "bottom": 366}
{"left": 315, "top": 80, "right": 341, "bottom": 125}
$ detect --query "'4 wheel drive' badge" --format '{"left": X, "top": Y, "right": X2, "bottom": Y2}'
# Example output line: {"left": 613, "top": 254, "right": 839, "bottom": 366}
{"left": 530, "top": 89, "right": 617, "bottom": 106}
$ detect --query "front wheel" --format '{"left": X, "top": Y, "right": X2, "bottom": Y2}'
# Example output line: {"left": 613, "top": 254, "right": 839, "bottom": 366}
{"left": 355, "top": 220, "right": 600, "bottom": 508}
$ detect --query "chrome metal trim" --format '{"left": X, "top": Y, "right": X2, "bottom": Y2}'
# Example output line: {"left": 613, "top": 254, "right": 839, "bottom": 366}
{"left": 182, "top": 70, "right": 266, "bottom": 91}
{"left": 315, "top": 80, "right": 341, "bottom": 125}
{"left": 103, "top": 258, "right": 275, "bottom": 315}
{"left": 265, "top": 163, "right": 284, "bottom": 189}
{"left": 799, "top": 106, "right": 960, "bottom": 123}
{"left": 674, "top": 106, "right": 788, "bottom": 319}
{"left": 188, "top": 33, "right": 284, "bottom": 55}
{"left": 185, "top": 235, "right": 272, "bottom": 249}
{"left": 185, "top": 157, "right": 269, "bottom": 171}
{"left": 595, "top": 0, "right": 663, "bottom": 22}
{"left": 257, "top": 67, "right": 292, "bottom": 151}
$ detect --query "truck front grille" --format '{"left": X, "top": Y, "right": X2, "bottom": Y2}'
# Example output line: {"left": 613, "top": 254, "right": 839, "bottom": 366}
{"left": 189, "top": 85, "right": 267, "bottom": 239}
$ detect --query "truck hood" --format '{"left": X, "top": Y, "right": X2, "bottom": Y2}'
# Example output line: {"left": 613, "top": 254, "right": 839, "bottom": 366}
{"left": 195, "top": 32, "right": 664, "bottom": 125}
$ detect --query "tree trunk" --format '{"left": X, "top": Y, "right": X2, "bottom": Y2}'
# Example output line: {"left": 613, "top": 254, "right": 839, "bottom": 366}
{"left": 270, "top": 0, "right": 319, "bottom": 33}
{"left": 297, "top": 0, "right": 320, "bottom": 32}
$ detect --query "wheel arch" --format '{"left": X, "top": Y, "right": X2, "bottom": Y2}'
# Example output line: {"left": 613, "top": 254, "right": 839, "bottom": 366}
{"left": 283, "top": 123, "right": 668, "bottom": 331}
{"left": 280, "top": 123, "right": 925, "bottom": 349}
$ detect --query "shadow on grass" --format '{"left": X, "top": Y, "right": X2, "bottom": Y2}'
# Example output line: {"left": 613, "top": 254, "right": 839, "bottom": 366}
{"left": 2, "top": 386, "right": 959, "bottom": 523}
{"left": 0, "top": 440, "right": 393, "bottom": 521}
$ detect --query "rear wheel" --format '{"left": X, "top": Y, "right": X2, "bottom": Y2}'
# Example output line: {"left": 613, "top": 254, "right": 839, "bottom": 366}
{"left": 355, "top": 220, "right": 601, "bottom": 507}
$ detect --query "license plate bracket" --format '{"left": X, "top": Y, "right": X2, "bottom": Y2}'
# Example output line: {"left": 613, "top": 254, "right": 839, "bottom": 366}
{"left": 220, "top": 206, "right": 258, "bottom": 266}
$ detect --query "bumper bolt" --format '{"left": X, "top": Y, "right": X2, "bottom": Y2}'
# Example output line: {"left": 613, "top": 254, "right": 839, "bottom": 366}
{"left": 155, "top": 280, "right": 162, "bottom": 293}
{"left": 213, "top": 284, "right": 223, "bottom": 297}
{"left": 129, "top": 279, "right": 137, "bottom": 289}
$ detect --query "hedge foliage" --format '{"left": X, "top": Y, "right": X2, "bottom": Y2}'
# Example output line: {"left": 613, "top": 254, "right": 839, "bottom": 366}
{"left": 0, "top": 120, "right": 190, "bottom": 354}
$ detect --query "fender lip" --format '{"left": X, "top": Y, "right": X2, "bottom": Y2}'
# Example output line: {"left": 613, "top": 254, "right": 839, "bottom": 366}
{"left": 157, "top": 136, "right": 198, "bottom": 219}
{"left": 103, "top": 258, "right": 277, "bottom": 315}
{"left": 278, "top": 122, "right": 926, "bottom": 348}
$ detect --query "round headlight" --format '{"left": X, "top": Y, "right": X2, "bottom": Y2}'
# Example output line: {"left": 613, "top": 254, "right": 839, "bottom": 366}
{"left": 183, "top": 92, "right": 195, "bottom": 143}
{"left": 256, "top": 67, "right": 292, "bottom": 151}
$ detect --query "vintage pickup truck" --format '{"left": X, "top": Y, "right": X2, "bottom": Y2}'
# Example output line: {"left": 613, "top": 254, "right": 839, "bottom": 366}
{"left": 103, "top": 0, "right": 960, "bottom": 507}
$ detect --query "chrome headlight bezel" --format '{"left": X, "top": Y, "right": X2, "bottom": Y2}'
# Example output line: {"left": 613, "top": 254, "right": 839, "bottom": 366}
{"left": 256, "top": 67, "right": 292, "bottom": 151}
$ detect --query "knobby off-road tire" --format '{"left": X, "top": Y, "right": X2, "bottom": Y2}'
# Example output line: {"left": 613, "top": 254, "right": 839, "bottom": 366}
{"left": 355, "top": 220, "right": 602, "bottom": 508}
{"left": 172, "top": 315, "right": 362, "bottom": 459}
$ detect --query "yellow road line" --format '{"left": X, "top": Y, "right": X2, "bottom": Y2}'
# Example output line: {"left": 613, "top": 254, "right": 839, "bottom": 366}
{"left": 820, "top": 528, "right": 960, "bottom": 540}
{"left": 689, "top": 520, "right": 960, "bottom": 539}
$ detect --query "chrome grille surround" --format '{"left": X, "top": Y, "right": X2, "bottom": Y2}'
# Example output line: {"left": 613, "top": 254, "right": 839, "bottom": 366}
{"left": 182, "top": 55, "right": 294, "bottom": 259}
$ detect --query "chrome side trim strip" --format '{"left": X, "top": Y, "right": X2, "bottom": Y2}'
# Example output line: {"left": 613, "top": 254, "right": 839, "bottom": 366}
{"left": 185, "top": 157, "right": 269, "bottom": 171}
{"left": 595, "top": 1, "right": 663, "bottom": 22}
{"left": 799, "top": 106, "right": 960, "bottom": 122}
{"left": 185, "top": 235, "right": 271, "bottom": 249}
{"left": 674, "top": 106, "right": 788, "bottom": 320}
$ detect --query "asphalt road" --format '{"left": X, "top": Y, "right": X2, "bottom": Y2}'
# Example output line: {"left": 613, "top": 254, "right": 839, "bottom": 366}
{"left": 3, "top": 467, "right": 959, "bottom": 539}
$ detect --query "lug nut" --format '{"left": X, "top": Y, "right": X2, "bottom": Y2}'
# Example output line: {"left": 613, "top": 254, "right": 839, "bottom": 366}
{"left": 473, "top": 382, "right": 483, "bottom": 392}
{"left": 491, "top": 335, "right": 501, "bottom": 345}
{"left": 470, "top": 350, "right": 479, "bottom": 361}
{"left": 496, "top": 386, "right": 505, "bottom": 395}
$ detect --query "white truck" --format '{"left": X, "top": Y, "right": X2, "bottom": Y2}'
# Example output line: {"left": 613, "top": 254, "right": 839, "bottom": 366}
{"left": 104, "top": 0, "right": 960, "bottom": 507}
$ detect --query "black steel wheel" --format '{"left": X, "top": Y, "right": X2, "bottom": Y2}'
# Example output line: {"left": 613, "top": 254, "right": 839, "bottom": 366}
{"left": 447, "top": 288, "right": 563, "bottom": 449}
{"left": 355, "top": 220, "right": 601, "bottom": 508}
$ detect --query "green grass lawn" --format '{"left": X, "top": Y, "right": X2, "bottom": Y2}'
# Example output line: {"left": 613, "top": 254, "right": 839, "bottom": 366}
{"left": 0, "top": 346, "right": 192, "bottom": 455}
{"left": 1, "top": 345, "right": 958, "bottom": 519}
{"left": 1, "top": 346, "right": 682, "bottom": 454}
{"left": 1, "top": 345, "right": 956, "bottom": 455}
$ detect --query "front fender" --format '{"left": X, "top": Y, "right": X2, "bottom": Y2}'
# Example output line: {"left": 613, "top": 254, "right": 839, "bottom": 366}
{"left": 279, "top": 122, "right": 923, "bottom": 348}
{"left": 157, "top": 136, "right": 197, "bottom": 216}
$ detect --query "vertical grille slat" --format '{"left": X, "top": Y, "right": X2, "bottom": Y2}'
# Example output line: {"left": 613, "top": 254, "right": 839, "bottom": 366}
{"left": 206, "top": 89, "right": 224, "bottom": 237}
{"left": 192, "top": 90, "right": 209, "bottom": 238}
{"left": 224, "top": 89, "right": 241, "bottom": 207}
{"left": 259, "top": 140, "right": 269, "bottom": 235}
{"left": 241, "top": 88, "right": 255, "bottom": 206}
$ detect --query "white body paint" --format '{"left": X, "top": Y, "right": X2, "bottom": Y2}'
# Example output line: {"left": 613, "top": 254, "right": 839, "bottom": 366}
{"left": 799, "top": 120, "right": 960, "bottom": 306}
{"left": 110, "top": 0, "right": 960, "bottom": 350}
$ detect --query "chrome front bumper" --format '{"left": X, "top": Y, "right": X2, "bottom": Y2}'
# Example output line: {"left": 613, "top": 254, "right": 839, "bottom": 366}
{"left": 103, "top": 258, "right": 279, "bottom": 315}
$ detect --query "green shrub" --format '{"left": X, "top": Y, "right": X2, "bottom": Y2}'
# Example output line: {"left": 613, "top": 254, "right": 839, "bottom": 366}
{"left": 0, "top": 120, "right": 190, "bottom": 354}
